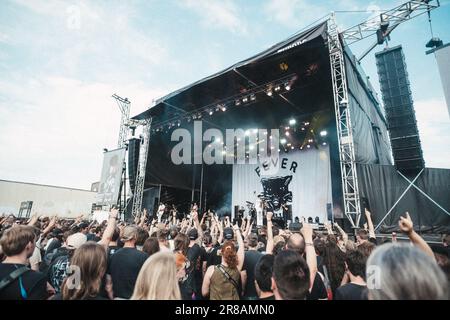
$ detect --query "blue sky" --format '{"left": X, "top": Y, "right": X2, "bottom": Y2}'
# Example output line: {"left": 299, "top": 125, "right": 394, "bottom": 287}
{"left": 0, "top": 0, "right": 449, "bottom": 189}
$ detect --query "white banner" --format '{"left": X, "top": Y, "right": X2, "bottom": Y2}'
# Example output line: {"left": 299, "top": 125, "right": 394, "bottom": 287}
{"left": 435, "top": 45, "right": 450, "bottom": 118}
{"left": 96, "top": 148, "right": 126, "bottom": 206}
{"left": 231, "top": 146, "right": 332, "bottom": 223}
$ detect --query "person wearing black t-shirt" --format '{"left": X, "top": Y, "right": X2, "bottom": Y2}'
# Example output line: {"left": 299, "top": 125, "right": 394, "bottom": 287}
{"left": 254, "top": 254, "right": 275, "bottom": 300}
{"left": 186, "top": 228, "right": 205, "bottom": 300}
{"left": 335, "top": 249, "right": 368, "bottom": 300}
{"left": 242, "top": 233, "right": 263, "bottom": 300}
{"left": 0, "top": 225, "right": 48, "bottom": 300}
{"left": 108, "top": 225, "right": 148, "bottom": 299}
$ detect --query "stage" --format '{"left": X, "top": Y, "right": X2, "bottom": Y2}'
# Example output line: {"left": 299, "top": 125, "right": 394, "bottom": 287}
{"left": 127, "top": 20, "right": 450, "bottom": 233}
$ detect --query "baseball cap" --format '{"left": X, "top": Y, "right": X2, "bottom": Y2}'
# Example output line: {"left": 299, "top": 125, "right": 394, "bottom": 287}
{"left": 188, "top": 228, "right": 198, "bottom": 240}
{"left": 67, "top": 232, "right": 87, "bottom": 249}
{"left": 223, "top": 227, "right": 234, "bottom": 240}
{"left": 51, "top": 228, "right": 63, "bottom": 237}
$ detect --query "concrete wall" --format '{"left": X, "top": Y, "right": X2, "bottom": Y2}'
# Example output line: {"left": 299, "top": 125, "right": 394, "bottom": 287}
{"left": 0, "top": 180, "right": 96, "bottom": 218}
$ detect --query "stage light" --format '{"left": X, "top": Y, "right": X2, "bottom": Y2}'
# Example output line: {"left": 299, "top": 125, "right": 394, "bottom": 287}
{"left": 305, "top": 122, "right": 310, "bottom": 126}
{"left": 221, "top": 106, "right": 227, "bottom": 112}
{"left": 237, "top": 137, "right": 241, "bottom": 142}
{"left": 287, "top": 143, "right": 291, "bottom": 147}
{"left": 249, "top": 145, "right": 254, "bottom": 150}
{"left": 177, "top": 121, "right": 181, "bottom": 127}
{"left": 280, "top": 138, "right": 287, "bottom": 144}
{"left": 289, "top": 119, "right": 296, "bottom": 125}
{"left": 260, "top": 148, "right": 264, "bottom": 152}
{"left": 301, "top": 127, "right": 305, "bottom": 131}
{"left": 252, "top": 129, "right": 258, "bottom": 134}
{"left": 322, "top": 142, "right": 327, "bottom": 146}
{"left": 250, "top": 94, "right": 256, "bottom": 101}
{"left": 300, "top": 146, "right": 303, "bottom": 150}
{"left": 320, "top": 130, "right": 327, "bottom": 137}
{"left": 245, "top": 130, "right": 250, "bottom": 136}
{"left": 235, "top": 100, "right": 241, "bottom": 106}
{"left": 285, "top": 131, "right": 290, "bottom": 136}
{"left": 197, "top": 113, "right": 202, "bottom": 119}
{"left": 222, "top": 150, "right": 226, "bottom": 155}
{"left": 291, "top": 146, "right": 294, "bottom": 150}
{"left": 269, "top": 135, "right": 272, "bottom": 139}
{"left": 285, "top": 83, "right": 291, "bottom": 91}
{"left": 278, "top": 148, "right": 281, "bottom": 152}
{"left": 263, "top": 131, "right": 267, "bottom": 135}
{"left": 209, "top": 109, "right": 213, "bottom": 115}
{"left": 267, "top": 90, "right": 273, "bottom": 97}
{"left": 271, "top": 146, "right": 274, "bottom": 150}
{"left": 193, "top": 114, "right": 197, "bottom": 120}
{"left": 242, "top": 96, "right": 248, "bottom": 103}
{"left": 307, "top": 144, "right": 311, "bottom": 149}
{"left": 308, "top": 139, "right": 313, "bottom": 143}
{"left": 274, "top": 85, "right": 281, "bottom": 92}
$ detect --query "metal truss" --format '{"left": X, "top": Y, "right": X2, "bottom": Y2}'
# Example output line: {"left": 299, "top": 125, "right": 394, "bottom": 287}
{"left": 113, "top": 94, "right": 131, "bottom": 148}
{"left": 328, "top": 13, "right": 361, "bottom": 229}
{"left": 130, "top": 117, "right": 152, "bottom": 219}
{"left": 341, "top": 0, "right": 440, "bottom": 45}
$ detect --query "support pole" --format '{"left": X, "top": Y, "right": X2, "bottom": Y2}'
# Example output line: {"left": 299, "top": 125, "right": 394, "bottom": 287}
{"left": 199, "top": 164, "right": 204, "bottom": 214}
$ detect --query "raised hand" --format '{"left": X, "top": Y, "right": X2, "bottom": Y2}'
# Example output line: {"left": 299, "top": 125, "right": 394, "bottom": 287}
{"left": 266, "top": 211, "right": 273, "bottom": 222}
{"left": 301, "top": 222, "right": 314, "bottom": 241}
{"left": 399, "top": 212, "right": 413, "bottom": 234}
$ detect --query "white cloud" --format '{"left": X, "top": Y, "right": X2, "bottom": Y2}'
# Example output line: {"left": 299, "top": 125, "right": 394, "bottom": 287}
{"left": 0, "top": 76, "right": 168, "bottom": 189}
{"left": 414, "top": 98, "right": 450, "bottom": 169}
{"left": 263, "top": 0, "right": 364, "bottom": 29}
{"left": 180, "top": 0, "right": 248, "bottom": 35}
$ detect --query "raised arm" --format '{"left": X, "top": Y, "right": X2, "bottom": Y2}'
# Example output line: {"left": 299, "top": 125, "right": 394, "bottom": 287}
{"left": 42, "top": 216, "right": 57, "bottom": 236}
{"left": 301, "top": 223, "right": 317, "bottom": 290}
{"left": 193, "top": 211, "right": 203, "bottom": 240}
{"left": 98, "top": 208, "right": 118, "bottom": 247}
{"left": 333, "top": 222, "right": 348, "bottom": 244}
{"left": 364, "top": 208, "right": 376, "bottom": 239}
{"left": 266, "top": 212, "right": 274, "bottom": 254}
{"left": 233, "top": 224, "right": 245, "bottom": 271}
{"left": 399, "top": 212, "right": 434, "bottom": 259}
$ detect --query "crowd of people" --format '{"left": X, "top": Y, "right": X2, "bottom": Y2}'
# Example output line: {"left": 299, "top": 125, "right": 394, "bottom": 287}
{"left": 0, "top": 207, "right": 449, "bottom": 300}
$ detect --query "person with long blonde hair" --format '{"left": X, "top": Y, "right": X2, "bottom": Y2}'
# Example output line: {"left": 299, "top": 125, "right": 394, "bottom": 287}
{"left": 131, "top": 252, "right": 181, "bottom": 300}
{"left": 59, "top": 242, "right": 107, "bottom": 300}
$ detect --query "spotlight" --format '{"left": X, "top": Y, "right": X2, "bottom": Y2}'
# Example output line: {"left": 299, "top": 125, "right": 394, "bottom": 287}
{"left": 307, "top": 144, "right": 311, "bottom": 149}
{"left": 221, "top": 150, "right": 226, "bottom": 155}
{"left": 242, "top": 96, "right": 248, "bottom": 103}
{"left": 235, "top": 100, "right": 241, "bottom": 106}
{"left": 320, "top": 130, "right": 327, "bottom": 137}
{"left": 221, "top": 106, "right": 227, "bottom": 112}
{"left": 308, "top": 139, "right": 313, "bottom": 143}
{"left": 245, "top": 130, "right": 250, "bottom": 136}
{"left": 278, "top": 148, "right": 281, "bottom": 152}
{"left": 267, "top": 90, "right": 273, "bottom": 97}
{"left": 216, "top": 137, "right": 221, "bottom": 143}
{"left": 280, "top": 138, "right": 287, "bottom": 144}
{"left": 285, "top": 83, "right": 291, "bottom": 91}
{"left": 209, "top": 109, "right": 213, "bottom": 115}
{"left": 289, "top": 119, "right": 296, "bottom": 125}
{"left": 274, "top": 85, "right": 281, "bottom": 92}
{"left": 291, "top": 146, "right": 294, "bottom": 150}
{"left": 285, "top": 131, "right": 290, "bottom": 136}
{"left": 287, "top": 143, "right": 291, "bottom": 147}
{"left": 197, "top": 113, "right": 202, "bottom": 119}
{"left": 249, "top": 145, "right": 254, "bottom": 150}
{"left": 177, "top": 121, "right": 181, "bottom": 127}
{"left": 271, "top": 146, "right": 274, "bottom": 150}
{"left": 304, "top": 122, "right": 310, "bottom": 126}
{"left": 263, "top": 131, "right": 267, "bottom": 135}
{"left": 193, "top": 114, "right": 197, "bottom": 120}
{"left": 250, "top": 94, "right": 256, "bottom": 101}
{"left": 301, "top": 127, "right": 305, "bottom": 131}
{"left": 237, "top": 137, "right": 241, "bottom": 142}
{"left": 322, "top": 142, "right": 327, "bottom": 146}
{"left": 252, "top": 129, "right": 258, "bottom": 134}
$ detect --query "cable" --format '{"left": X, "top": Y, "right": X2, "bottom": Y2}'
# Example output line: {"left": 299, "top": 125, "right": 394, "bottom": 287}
{"left": 427, "top": 7, "right": 434, "bottom": 37}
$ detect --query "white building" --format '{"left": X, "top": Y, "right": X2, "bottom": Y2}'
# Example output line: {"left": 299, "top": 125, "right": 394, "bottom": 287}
{"left": 0, "top": 179, "right": 96, "bottom": 218}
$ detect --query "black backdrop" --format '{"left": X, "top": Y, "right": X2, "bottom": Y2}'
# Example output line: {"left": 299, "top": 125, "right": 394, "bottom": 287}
{"left": 357, "top": 164, "right": 450, "bottom": 233}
